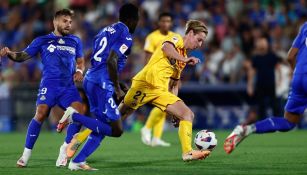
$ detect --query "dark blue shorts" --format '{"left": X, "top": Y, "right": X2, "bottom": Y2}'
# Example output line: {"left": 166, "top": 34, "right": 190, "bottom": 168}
{"left": 285, "top": 74, "right": 307, "bottom": 114}
{"left": 36, "top": 82, "right": 82, "bottom": 109}
{"left": 83, "top": 78, "right": 120, "bottom": 123}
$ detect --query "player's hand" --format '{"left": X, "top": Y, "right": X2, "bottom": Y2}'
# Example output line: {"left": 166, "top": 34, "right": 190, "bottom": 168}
{"left": 0, "top": 47, "right": 10, "bottom": 57}
{"left": 73, "top": 71, "right": 83, "bottom": 82}
{"left": 185, "top": 57, "right": 200, "bottom": 66}
{"left": 115, "top": 87, "right": 125, "bottom": 101}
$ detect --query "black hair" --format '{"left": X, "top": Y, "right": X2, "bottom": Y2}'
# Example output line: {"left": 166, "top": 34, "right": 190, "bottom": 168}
{"left": 158, "top": 12, "right": 173, "bottom": 21}
{"left": 119, "top": 3, "right": 139, "bottom": 22}
{"left": 54, "top": 9, "right": 74, "bottom": 19}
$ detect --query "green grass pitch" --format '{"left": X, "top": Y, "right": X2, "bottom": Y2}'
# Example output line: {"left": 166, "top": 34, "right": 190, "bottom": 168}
{"left": 0, "top": 130, "right": 306, "bottom": 175}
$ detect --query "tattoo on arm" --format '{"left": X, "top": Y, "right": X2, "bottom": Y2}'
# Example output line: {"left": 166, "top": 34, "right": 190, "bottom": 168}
{"left": 8, "top": 51, "right": 31, "bottom": 62}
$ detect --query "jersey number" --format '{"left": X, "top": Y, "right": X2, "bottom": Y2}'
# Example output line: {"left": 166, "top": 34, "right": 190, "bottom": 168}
{"left": 93, "top": 37, "right": 107, "bottom": 62}
{"left": 133, "top": 91, "right": 146, "bottom": 103}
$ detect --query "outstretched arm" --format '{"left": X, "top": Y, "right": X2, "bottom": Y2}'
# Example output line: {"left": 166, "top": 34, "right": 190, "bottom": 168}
{"left": 107, "top": 50, "right": 124, "bottom": 100}
{"left": 0, "top": 47, "right": 31, "bottom": 62}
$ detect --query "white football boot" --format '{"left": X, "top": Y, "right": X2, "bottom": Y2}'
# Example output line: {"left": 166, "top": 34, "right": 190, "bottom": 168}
{"left": 17, "top": 148, "right": 32, "bottom": 167}
{"left": 56, "top": 142, "right": 68, "bottom": 167}
{"left": 141, "top": 127, "right": 152, "bottom": 146}
{"left": 68, "top": 161, "right": 98, "bottom": 171}
{"left": 57, "top": 107, "right": 76, "bottom": 132}
{"left": 151, "top": 138, "right": 171, "bottom": 147}
{"left": 224, "top": 125, "right": 253, "bottom": 154}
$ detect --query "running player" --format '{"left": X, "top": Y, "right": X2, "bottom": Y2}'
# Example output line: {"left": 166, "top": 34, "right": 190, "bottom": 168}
{"left": 224, "top": 23, "right": 307, "bottom": 154}
{"left": 0, "top": 9, "right": 85, "bottom": 167}
{"left": 141, "top": 12, "right": 175, "bottom": 147}
{"left": 59, "top": 20, "right": 210, "bottom": 162}
{"left": 57, "top": 3, "right": 139, "bottom": 170}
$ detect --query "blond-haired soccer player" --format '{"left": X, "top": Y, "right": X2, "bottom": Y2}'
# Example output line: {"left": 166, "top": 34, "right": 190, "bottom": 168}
{"left": 62, "top": 20, "right": 209, "bottom": 161}
{"left": 119, "top": 20, "right": 210, "bottom": 161}
{"left": 141, "top": 12, "right": 175, "bottom": 147}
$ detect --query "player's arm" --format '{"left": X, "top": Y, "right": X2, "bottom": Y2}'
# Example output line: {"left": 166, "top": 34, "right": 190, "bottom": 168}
{"left": 246, "top": 60, "right": 255, "bottom": 97}
{"left": 169, "top": 78, "right": 179, "bottom": 95}
{"left": 287, "top": 47, "right": 298, "bottom": 71}
{"left": 0, "top": 47, "right": 31, "bottom": 62}
{"left": 162, "top": 42, "right": 199, "bottom": 65}
{"left": 107, "top": 50, "right": 124, "bottom": 100}
{"left": 74, "top": 57, "right": 85, "bottom": 82}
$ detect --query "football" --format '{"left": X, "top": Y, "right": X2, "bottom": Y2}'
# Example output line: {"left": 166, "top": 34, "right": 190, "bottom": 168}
{"left": 194, "top": 130, "right": 217, "bottom": 151}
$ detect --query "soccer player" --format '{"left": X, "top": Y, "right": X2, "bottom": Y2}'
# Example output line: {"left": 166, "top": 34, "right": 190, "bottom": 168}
{"left": 224, "top": 22, "right": 307, "bottom": 154}
{"left": 57, "top": 3, "right": 139, "bottom": 170}
{"left": 59, "top": 19, "right": 210, "bottom": 162}
{"left": 0, "top": 9, "right": 85, "bottom": 167}
{"left": 140, "top": 12, "right": 175, "bottom": 147}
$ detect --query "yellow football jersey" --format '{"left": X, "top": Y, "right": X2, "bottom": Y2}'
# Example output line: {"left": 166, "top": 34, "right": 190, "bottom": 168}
{"left": 133, "top": 33, "right": 187, "bottom": 90}
{"left": 144, "top": 30, "right": 176, "bottom": 53}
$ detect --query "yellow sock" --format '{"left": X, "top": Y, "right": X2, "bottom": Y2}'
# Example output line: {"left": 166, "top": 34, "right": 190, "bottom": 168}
{"left": 76, "top": 128, "right": 92, "bottom": 143}
{"left": 178, "top": 120, "right": 193, "bottom": 154}
{"left": 144, "top": 107, "right": 163, "bottom": 129}
{"left": 153, "top": 112, "right": 166, "bottom": 139}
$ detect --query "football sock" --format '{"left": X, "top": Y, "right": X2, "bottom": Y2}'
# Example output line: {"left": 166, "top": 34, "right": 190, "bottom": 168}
{"left": 72, "top": 113, "right": 112, "bottom": 136}
{"left": 25, "top": 119, "right": 42, "bottom": 149}
{"left": 145, "top": 107, "right": 162, "bottom": 130}
{"left": 76, "top": 128, "right": 92, "bottom": 143}
{"left": 254, "top": 117, "right": 296, "bottom": 133}
{"left": 65, "top": 122, "right": 82, "bottom": 144}
{"left": 178, "top": 120, "right": 193, "bottom": 154}
{"left": 153, "top": 111, "right": 166, "bottom": 139}
{"left": 73, "top": 132, "right": 105, "bottom": 163}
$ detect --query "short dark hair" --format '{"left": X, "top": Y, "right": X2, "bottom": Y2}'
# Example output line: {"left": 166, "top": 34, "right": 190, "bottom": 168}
{"left": 119, "top": 3, "right": 139, "bottom": 22}
{"left": 54, "top": 9, "right": 74, "bottom": 19}
{"left": 158, "top": 12, "right": 173, "bottom": 21}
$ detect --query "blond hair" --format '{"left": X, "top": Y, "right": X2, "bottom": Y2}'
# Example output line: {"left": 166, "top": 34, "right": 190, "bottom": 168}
{"left": 185, "top": 20, "right": 208, "bottom": 35}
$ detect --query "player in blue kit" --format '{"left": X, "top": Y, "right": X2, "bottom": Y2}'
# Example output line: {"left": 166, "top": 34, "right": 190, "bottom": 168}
{"left": 0, "top": 9, "right": 85, "bottom": 167}
{"left": 57, "top": 3, "right": 139, "bottom": 170}
{"left": 224, "top": 22, "right": 307, "bottom": 154}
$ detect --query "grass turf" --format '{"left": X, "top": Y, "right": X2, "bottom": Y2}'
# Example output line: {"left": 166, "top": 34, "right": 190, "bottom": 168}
{"left": 0, "top": 130, "right": 306, "bottom": 175}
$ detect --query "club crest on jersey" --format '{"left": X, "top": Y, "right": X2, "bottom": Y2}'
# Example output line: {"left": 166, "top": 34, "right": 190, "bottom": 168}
{"left": 58, "top": 38, "right": 65, "bottom": 44}
{"left": 40, "top": 95, "right": 46, "bottom": 101}
{"left": 47, "top": 44, "right": 56, "bottom": 52}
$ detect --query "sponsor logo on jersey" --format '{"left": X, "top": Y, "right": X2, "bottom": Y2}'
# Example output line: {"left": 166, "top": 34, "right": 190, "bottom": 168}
{"left": 119, "top": 44, "right": 128, "bottom": 54}
{"left": 126, "top": 37, "right": 132, "bottom": 40}
{"left": 47, "top": 44, "right": 56, "bottom": 52}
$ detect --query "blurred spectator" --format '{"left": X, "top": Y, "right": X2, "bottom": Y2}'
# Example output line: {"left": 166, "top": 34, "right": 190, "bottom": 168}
{"left": 246, "top": 37, "right": 280, "bottom": 123}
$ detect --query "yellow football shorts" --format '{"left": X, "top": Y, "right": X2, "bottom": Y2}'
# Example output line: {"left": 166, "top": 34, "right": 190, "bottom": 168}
{"left": 123, "top": 80, "right": 181, "bottom": 111}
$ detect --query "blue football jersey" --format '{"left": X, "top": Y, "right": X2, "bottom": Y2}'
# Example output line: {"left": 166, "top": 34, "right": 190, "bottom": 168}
{"left": 24, "top": 33, "right": 83, "bottom": 85}
{"left": 292, "top": 22, "right": 307, "bottom": 74}
{"left": 85, "top": 22, "right": 132, "bottom": 91}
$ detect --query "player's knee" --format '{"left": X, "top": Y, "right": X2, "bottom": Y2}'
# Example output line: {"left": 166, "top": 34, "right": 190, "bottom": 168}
{"left": 181, "top": 109, "right": 194, "bottom": 122}
{"left": 34, "top": 110, "right": 48, "bottom": 123}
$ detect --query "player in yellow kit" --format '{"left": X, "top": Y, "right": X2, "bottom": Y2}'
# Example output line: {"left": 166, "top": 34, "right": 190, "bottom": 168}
{"left": 66, "top": 20, "right": 209, "bottom": 161}
{"left": 141, "top": 12, "right": 175, "bottom": 147}
{"left": 119, "top": 20, "right": 210, "bottom": 161}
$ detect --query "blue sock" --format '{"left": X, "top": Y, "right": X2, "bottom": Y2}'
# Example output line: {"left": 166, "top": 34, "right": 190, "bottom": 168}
{"left": 72, "top": 113, "right": 112, "bottom": 136}
{"left": 73, "top": 132, "right": 105, "bottom": 163}
{"left": 255, "top": 117, "right": 296, "bottom": 133}
{"left": 65, "top": 122, "right": 82, "bottom": 144}
{"left": 25, "top": 119, "right": 42, "bottom": 149}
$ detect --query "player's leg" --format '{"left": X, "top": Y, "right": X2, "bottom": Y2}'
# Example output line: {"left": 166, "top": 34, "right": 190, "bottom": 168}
{"left": 151, "top": 109, "right": 170, "bottom": 147}
{"left": 141, "top": 107, "right": 161, "bottom": 145}
{"left": 17, "top": 104, "right": 51, "bottom": 167}
{"left": 224, "top": 75, "right": 305, "bottom": 154}
{"left": 165, "top": 100, "right": 210, "bottom": 161}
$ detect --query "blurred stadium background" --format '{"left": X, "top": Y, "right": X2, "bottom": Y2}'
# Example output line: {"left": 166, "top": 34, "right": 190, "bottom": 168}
{"left": 1, "top": 0, "right": 307, "bottom": 132}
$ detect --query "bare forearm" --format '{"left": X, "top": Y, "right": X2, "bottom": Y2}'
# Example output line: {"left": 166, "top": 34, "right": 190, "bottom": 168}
{"left": 76, "top": 58, "right": 85, "bottom": 72}
{"left": 162, "top": 43, "right": 186, "bottom": 62}
{"left": 7, "top": 51, "right": 31, "bottom": 62}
